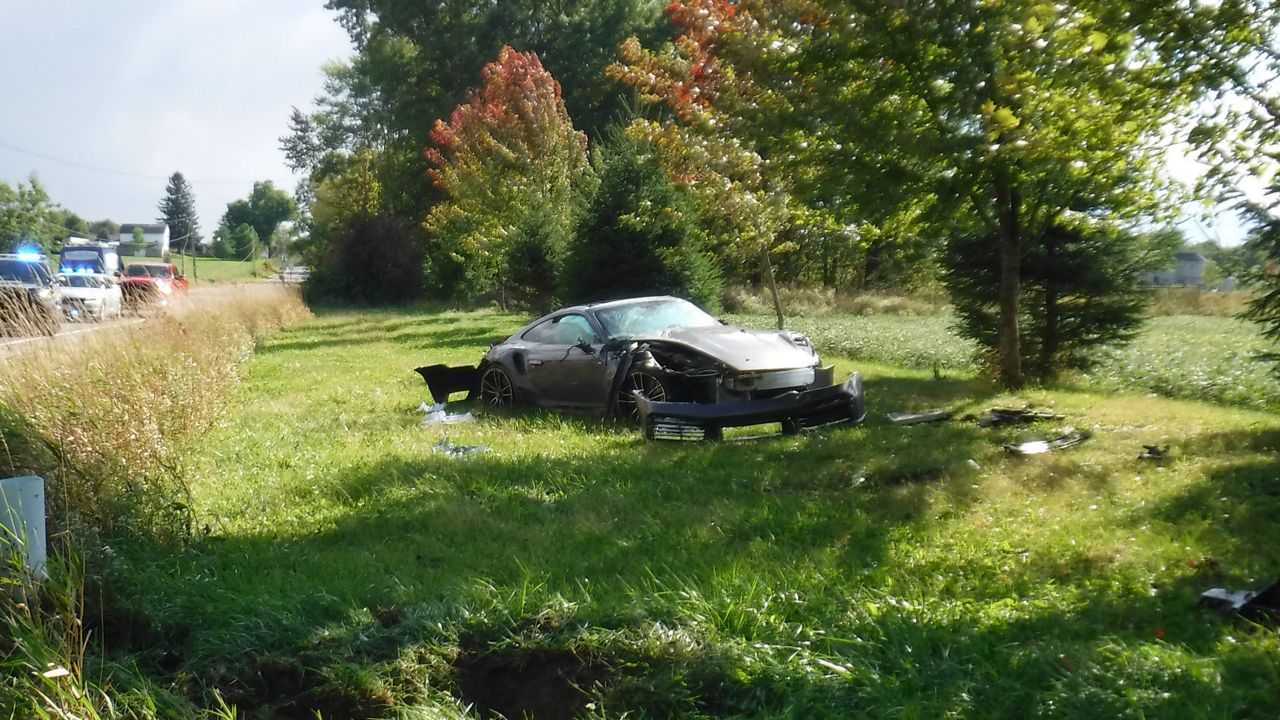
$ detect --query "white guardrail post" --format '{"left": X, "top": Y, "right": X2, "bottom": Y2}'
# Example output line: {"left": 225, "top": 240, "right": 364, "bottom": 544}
{"left": 0, "top": 476, "right": 47, "bottom": 579}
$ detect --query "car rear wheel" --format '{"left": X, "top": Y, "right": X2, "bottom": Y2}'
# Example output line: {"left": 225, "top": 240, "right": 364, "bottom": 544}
{"left": 479, "top": 365, "right": 518, "bottom": 411}
{"left": 617, "top": 371, "right": 667, "bottom": 423}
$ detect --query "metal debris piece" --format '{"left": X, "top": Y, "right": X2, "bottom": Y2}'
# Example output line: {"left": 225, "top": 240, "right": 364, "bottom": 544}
{"left": 887, "top": 410, "right": 952, "bottom": 426}
{"left": 1199, "top": 580, "right": 1280, "bottom": 619}
{"left": 1138, "top": 445, "right": 1170, "bottom": 460}
{"left": 978, "top": 408, "right": 1065, "bottom": 428}
{"left": 1003, "top": 430, "right": 1092, "bottom": 455}
{"left": 418, "top": 403, "right": 476, "bottom": 426}
{"left": 432, "top": 437, "right": 490, "bottom": 459}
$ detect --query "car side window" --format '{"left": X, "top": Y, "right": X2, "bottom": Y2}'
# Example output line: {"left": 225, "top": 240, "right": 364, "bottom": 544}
{"left": 522, "top": 314, "right": 599, "bottom": 345}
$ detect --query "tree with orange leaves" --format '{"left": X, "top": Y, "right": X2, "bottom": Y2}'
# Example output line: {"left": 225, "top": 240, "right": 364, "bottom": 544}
{"left": 426, "top": 46, "right": 589, "bottom": 305}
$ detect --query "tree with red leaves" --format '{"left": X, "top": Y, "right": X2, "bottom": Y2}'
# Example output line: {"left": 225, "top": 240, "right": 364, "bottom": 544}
{"left": 426, "top": 46, "right": 589, "bottom": 306}
{"left": 609, "top": 0, "right": 793, "bottom": 324}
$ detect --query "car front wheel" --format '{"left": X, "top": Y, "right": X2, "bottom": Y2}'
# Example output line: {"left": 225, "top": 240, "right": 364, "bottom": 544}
{"left": 479, "top": 365, "right": 519, "bottom": 411}
{"left": 617, "top": 371, "right": 667, "bottom": 423}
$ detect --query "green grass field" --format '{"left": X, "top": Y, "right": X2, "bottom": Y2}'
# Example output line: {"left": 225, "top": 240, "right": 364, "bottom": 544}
{"left": 101, "top": 307, "right": 1280, "bottom": 718}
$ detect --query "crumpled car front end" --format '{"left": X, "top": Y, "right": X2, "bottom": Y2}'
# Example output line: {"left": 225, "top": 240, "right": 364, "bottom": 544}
{"left": 634, "top": 371, "right": 866, "bottom": 441}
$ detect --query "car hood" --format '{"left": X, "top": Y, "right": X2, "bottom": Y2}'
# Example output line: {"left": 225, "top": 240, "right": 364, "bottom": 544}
{"left": 60, "top": 287, "right": 112, "bottom": 300}
{"left": 639, "top": 325, "right": 816, "bottom": 372}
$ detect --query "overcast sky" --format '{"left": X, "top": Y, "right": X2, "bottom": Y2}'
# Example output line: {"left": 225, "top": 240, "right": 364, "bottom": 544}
{"left": 0, "top": 2, "right": 1259, "bottom": 247}
{"left": 0, "top": 0, "right": 351, "bottom": 240}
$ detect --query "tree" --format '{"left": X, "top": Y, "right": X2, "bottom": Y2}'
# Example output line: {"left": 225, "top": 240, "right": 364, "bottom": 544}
{"left": 564, "top": 133, "right": 721, "bottom": 309}
{"left": 220, "top": 181, "right": 296, "bottom": 256}
{"left": 943, "top": 223, "right": 1169, "bottom": 379}
{"left": 0, "top": 176, "right": 57, "bottom": 253}
{"left": 228, "top": 224, "right": 260, "bottom": 261}
{"left": 129, "top": 226, "right": 147, "bottom": 256}
{"left": 801, "top": 0, "right": 1233, "bottom": 385}
{"left": 424, "top": 46, "right": 589, "bottom": 305}
{"left": 157, "top": 172, "right": 202, "bottom": 254}
{"left": 88, "top": 219, "right": 120, "bottom": 242}
{"left": 305, "top": 148, "right": 425, "bottom": 304}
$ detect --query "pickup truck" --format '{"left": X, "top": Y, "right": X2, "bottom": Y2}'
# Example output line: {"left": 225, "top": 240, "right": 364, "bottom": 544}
{"left": 119, "top": 263, "right": 189, "bottom": 311}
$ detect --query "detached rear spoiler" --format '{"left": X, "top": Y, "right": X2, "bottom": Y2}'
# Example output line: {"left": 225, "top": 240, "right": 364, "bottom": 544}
{"left": 635, "top": 373, "right": 866, "bottom": 441}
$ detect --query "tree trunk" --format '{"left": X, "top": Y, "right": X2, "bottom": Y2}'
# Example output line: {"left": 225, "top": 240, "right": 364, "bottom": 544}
{"left": 1041, "top": 230, "right": 1059, "bottom": 381}
{"left": 763, "top": 249, "right": 784, "bottom": 330}
{"left": 996, "top": 177, "right": 1024, "bottom": 388}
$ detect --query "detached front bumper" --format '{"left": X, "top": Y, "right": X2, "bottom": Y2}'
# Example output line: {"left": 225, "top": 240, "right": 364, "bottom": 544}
{"left": 636, "top": 372, "right": 866, "bottom": 441}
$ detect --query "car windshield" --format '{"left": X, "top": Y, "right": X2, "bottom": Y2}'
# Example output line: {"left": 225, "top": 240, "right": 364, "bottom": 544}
{"left": 594, "top": 298, "right": 719, "bottom": 339}
{"left": 126, "top": 265, "right": 171, "bottom": 278}
{"left": 0, "top": 259, "right": 51, "bottom": 284}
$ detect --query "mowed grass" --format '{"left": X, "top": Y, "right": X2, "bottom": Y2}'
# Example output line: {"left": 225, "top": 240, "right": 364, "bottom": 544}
{"left": 112, "top": 307, "right": 1280, "bottom": 718}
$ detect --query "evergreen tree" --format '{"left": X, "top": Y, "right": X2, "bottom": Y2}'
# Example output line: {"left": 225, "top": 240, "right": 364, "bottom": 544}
{"left": 157, "top": 172, "right": 202, "bottom": 254}
{"left": 564, "top": 135, "right": 721, "bottom": 310}
{"left": 942, "top": 224, "right": 1159, "bottom": 381}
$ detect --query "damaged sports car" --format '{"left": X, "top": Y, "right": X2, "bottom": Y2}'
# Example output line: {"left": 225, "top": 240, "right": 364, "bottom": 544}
{"left": 416, "top": 296, "right": 865, "bottom": 440}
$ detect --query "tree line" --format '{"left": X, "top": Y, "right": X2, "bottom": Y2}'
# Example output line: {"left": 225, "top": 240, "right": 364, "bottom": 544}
{"left": 283, "top": 0, "right": 1280, "bottom": 387}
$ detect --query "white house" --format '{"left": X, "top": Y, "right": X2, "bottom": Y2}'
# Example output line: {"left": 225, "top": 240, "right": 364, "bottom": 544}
{"left": 117, "top": 223, "right": 170, "bottom": 258}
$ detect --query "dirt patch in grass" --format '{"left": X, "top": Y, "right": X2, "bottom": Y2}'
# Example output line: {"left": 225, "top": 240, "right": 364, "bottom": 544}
{"left": 453, "top": 647, "right": 612, "bottom": 720}
{"left": 209, "top": 655, "right": 393, "bottom": 720}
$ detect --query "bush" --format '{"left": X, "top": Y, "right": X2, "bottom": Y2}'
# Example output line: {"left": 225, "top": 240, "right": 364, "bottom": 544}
{"left": 305, "top": 212, "right": 425, "bottom": 305}
{"left": 563, "top": 135, "right": 722, "bottom": 309}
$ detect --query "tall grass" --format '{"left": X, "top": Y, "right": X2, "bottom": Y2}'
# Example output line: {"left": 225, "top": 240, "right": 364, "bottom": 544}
{"left": 0, "top": 284, "right": 308, "bottom": 716}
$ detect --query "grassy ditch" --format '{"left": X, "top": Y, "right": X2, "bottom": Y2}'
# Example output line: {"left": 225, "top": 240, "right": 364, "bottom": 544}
{"left": 88, "top": 307, "right": 1280, "bottom": 718}
{"left": 0, "top": 284, "right": 309, "bottom": 718}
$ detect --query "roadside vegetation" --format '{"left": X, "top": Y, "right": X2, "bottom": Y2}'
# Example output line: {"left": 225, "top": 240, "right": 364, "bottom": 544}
{"left": 2, "top": 306, "right": 1267, "bottom": 719}
{"left": 0, "top": 285, "right": 308, "bottom": 717}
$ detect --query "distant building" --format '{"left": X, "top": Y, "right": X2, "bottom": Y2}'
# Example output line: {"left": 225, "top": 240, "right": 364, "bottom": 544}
{"left": 1141, "top": 252, "right": 1205, "bottom": 287}
{"left": 117, "top": 223, "right": 170, "bottom": 259}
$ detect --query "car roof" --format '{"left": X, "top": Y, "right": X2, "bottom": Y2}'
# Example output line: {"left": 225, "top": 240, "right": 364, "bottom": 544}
{"left": 559, "top": 295, "right": 682, "bottom": 314}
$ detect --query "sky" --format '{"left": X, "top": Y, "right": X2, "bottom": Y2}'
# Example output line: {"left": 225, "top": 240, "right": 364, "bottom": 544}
{"left": 0, "top": 0, "right": 351, "bottom": 242}
{"left": 0, "top": 2, "right": 1263, "bottom": 248}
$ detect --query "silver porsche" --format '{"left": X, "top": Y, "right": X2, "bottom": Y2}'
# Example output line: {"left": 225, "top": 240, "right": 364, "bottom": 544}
{"left": 416, "top": 296, "right": 865, "bottom": 440}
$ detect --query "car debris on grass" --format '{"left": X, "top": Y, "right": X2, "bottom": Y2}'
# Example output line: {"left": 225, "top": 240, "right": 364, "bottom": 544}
{"left": 1003, "top": 430, "right": 1092, "bottom": 455}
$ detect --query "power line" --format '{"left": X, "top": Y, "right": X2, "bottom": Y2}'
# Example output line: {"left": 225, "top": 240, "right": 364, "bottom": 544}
{"left": 0, "top": 139, "right": 256, "bottom": 185}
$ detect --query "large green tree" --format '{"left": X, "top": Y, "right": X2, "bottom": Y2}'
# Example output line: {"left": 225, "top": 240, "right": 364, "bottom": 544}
{"left": 157, "top": 172, "right": 202, "bottom": 254}
{"left": 220, "top": 181, "right": 296, "bottom": 257}
{"left": 0, "top": 176, "right": 57, "bottom": 253}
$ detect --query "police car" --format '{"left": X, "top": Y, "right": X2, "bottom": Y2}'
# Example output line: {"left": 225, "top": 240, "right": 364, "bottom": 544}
{"left": 0, "top": 250, "right": 62, "bottom": 335}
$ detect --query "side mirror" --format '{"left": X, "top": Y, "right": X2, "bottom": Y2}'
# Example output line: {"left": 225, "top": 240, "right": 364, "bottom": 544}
{"left": 575, "top": 339, "right": 595, "bottom": 355}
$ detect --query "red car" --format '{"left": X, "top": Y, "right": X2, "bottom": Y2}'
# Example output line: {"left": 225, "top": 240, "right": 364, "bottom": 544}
{"left": 119, "top": 263, "right": 189, "bottom": 310}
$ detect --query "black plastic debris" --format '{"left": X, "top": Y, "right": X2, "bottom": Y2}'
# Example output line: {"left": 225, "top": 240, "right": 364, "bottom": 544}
{"left": 1003, "top": 430, "right": 1091, "bottom": 455}
{"left": 1138, "top": 445, "right": 1170, "bottom": 461}
{"left": 414, "top": 364, "right": 479, "bottom": 403}
{"left": 888, "top": 410, "right": 952, "bottom": 426}
{"left": 1199, "top": 580, "right": 1280, "bottom": 619}
{"left": 978, "top": 408, "right": 1065, "bottom": 428}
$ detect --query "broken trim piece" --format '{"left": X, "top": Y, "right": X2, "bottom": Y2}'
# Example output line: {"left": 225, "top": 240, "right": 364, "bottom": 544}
{"left": 888, "top": 410, "right": 952, "bottom": 426}
{"left": 1003, "top": 430, "right": 1091, "bottom": 455}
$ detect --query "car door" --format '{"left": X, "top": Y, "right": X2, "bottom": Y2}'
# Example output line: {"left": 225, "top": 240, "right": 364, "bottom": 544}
{"left": 521, "top": 313, "right": 607, "bottom": 408}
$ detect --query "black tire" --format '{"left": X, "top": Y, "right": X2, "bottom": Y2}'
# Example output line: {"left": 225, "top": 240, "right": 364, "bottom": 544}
{"left": 616, "top": 371, "right": 667, "bottom": 423}
{"left": 478, "top": 364, "right": 519, "bottom": 412}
